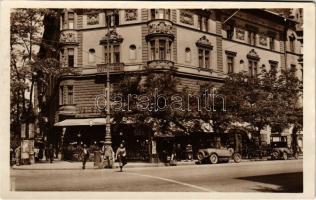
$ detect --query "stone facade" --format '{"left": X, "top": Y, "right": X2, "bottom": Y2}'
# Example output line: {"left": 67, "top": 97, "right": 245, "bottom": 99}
{"left": 46, "top": 9, "right": 303, "bottom": 161}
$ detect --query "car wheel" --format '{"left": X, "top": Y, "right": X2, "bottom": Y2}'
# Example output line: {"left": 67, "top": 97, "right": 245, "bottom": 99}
{"left": 196, "top": 152, "right": 204, "bottom": 163}
{"left": 209, "top": 154, "right": 218, "bottom": 164}
{"left": 283, "top": 152, "right": 288, "bottom": 160}
{"left": 233, "top": 153, "right": 242, "bottom": 163}
{"left": 271, "top": 151, "right": 279, "bottom": 160}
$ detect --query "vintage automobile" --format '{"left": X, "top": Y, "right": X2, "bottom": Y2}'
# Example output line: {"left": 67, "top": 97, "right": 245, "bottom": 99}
{"left": 270, "top": 135, "right": 298, "bottom": 160}
{"left": 196, "top": 147, "right": 242, "bottom": 164}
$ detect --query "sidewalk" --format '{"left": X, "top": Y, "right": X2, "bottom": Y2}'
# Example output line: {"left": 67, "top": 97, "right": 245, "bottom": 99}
{"left": 12, "top": 160, "right": 197, "bottom": 170}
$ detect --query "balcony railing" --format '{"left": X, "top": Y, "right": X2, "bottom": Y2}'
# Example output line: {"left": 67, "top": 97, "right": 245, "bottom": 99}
{"left": 147, "top": 60, "right": 174, "bottom": 70}
{"left": 97, "top": 63, "right": 125, "bottom": 73}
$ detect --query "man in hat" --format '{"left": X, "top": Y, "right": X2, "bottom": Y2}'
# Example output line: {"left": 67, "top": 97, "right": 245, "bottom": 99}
{"left": 102, "top": 142, "right": 114, "bottom": 168}
{"left": 82, "top": 144, "right": 90, "bottom": 169}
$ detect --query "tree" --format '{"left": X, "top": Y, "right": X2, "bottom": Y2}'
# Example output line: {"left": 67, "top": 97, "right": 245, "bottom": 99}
{"left": 10, "top": 9, "right": 66, "bottom": 139}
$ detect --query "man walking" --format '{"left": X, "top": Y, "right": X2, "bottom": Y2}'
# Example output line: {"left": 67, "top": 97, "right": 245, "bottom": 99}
{"left": 82, "top": 144, "right": 90, "bottom": 169}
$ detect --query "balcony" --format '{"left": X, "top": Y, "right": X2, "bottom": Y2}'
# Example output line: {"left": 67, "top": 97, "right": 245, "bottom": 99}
{"left": 59, "top": 30, "right": 79, "bottom": 46}
{"left": 147, "top": 60, "right": 174, "bottom": 70}
{"left": 97, "top": 63, "right": 125, "bottom": 73}
{"left": 146, "top": 19, "right": 174, "bottom": 41}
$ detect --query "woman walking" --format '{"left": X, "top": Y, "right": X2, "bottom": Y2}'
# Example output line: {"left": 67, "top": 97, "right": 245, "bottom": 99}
{"left": 116, "top": 143, "right": 127, "bottom": 172}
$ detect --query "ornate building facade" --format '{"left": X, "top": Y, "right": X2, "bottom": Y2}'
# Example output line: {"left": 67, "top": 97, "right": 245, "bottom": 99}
{"left": 41, "top": 9, "right": 303, "bottom": 162}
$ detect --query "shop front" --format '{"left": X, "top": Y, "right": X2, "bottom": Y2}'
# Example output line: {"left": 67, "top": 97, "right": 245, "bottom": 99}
{"left": 54, "top": 118, "right": 152, "bottom": 162}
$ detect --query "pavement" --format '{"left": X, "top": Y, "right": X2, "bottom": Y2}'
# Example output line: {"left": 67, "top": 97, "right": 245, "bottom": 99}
{"left": 10, "top": 159, "right": 303, "bottom": 192}
{"left": 11, "top": 159, "right": 197, "bottom": 170}
{"left": 11, "top": 156, "right": 303, "bottom": 170}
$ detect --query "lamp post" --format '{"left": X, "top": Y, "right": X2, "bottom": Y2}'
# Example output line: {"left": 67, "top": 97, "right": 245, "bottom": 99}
{"left": 104, "top": 9, "right": 114, "bottom": 148}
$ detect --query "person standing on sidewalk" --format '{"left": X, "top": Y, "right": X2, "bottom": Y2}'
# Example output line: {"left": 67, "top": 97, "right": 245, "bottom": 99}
{"left": 15, "top": 145, "right": 21, "bottom": 166}
{"left": 82, "top": 144, "right": 90, "bottom": 169}
{"left": 48, "top": 144, "right": 54, "bottom": 163}
{"left": 102, "top": 143, "right": 114, "bottom": 168}
{"left": 116, "top": 143, "right": 127, "bottom": 172}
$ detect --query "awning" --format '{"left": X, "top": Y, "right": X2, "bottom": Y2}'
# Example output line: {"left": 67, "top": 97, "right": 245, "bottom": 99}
{"left": 54, "top": 118, "right": 109, "bottom": 127}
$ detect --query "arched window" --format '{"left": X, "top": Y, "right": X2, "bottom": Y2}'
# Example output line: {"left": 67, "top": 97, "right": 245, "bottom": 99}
{"left": 88, "top": 49, "right": 96, "bottom": 63}
{"left": 184, "top": 48, "right": 191, "bottom": 63}
{"left": 129, "top": 45, "right": 136, "bottom": 60}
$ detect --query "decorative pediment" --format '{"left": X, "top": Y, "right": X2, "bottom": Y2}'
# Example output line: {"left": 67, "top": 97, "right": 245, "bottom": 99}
{"left": 247, "top": 49, "right": 260, "bottom": 60}
{"left": 196, "top": 36, "right": 213, "bottom": 49}
{"left": 225, "top": 50, "right": 237, "bottom": 57}
{"left": 99, "top": 29, "right": 123, "bottom": 45}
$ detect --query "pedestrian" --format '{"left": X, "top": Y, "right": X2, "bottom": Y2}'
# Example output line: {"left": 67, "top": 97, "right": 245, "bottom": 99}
{"left": 102, "top": 143, "right": 114, "bottom": 168}
{"left": 115, "top": 143, "right": 127, "bottom": 172}
{"left": 82, "top": 144, "right": 90, "bottom": 169}
{"left": 48, "top": 144, "right": 54, "bottom": 163}
{"left": 14, "top": 145, "right": 21, "bottom": 166}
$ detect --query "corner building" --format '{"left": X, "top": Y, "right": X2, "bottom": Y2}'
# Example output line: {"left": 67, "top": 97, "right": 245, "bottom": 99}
{"left": 45, "top": 9, "right": 303, "bottom": 162}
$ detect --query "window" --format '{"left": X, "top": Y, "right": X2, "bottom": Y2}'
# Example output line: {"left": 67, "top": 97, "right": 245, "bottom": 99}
{"left": 269, "top": 60, "right": 278, "bottom": 72}
{"left": 204, "top": 18, "right": 208, "bottom": 32}
{"left": 248, "top": 60, "right": 258, "bottom": 77}
{"left": 248, "top": 31, "right": 256, "bottom": 46}
{"left": 159, "top": 40, "right": 166, "bottom": 60}
{"left": 198, "top": 48, "right": 211, "bottom": 69}
{"left": 289, "top": 36, "right": 295, "bottom": 52}
{"left": 106, "top": 12, "right": 119, "bottom": 27}
{"left": 68, "top": 12, "right": 74, "bottom": 29}
{"left": 104, "top": 45, "right": 120, "bottom": 63}
{"left": 149, "top": 39, "right": 172, "bottom": 61}
{"left": 269, "top": 37, "right": 275, "bottom": 50}
{"left": 198, "top": 49, "right": 203, "bottom": 68}
{"left": 150, "top": 40, "right": 156, "bottom": 60}
{"left": 129, "top": 45, "right": 136, "bottom": 60}
{"left": 67, "top": 86, "right": 73, "bottom": 104}
{"left": 290, "top": 64, "right": 296, "bottom": 72}
{"left": 205, "top": 50, "right": 210, "bottom": 68}
{"left": 227, "top": 56, "right": 234, "bottom": 74}
{"left": 226, "top": 25, "right": 234, "bottom": 40}
{"left": 185, "top": 47, "right": 191, "bottom": 62}
{"left": 150, "top": 9, "right": 155, "bottom": 20}
{"left": 150, "top": 9, "right": 171, "bottom": 20}
{"left": 59, "top": 86, "right": 64, "bottom": 105}
{"left": 88, "top": 49, "right": 95, "bottom": 63}
{"left": 198, "top": 16, "right": 202, "bottom": 31}
{"left": 68, "top": 48, "right": 74, "bottom": 68}
{"left": 104, "top": 46, "right": 111, "bottom": 64}
{"left": 113, "top": 45, "right": 120, "bottom": 63}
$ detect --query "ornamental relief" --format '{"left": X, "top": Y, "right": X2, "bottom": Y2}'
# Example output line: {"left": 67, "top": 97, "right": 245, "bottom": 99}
{"left": 60, "top": 32, "right": 77, "bottom": 43}
{"left": 87, "top": 13, "right": 99, "bottom": 25}
{"left": 180, "top": 11, "right": 194, "bottom": 25}
{"left": 125, "top": 9, "right": 138, "bottom": 21}
{"left": 259, "top": 34, "right": 267, "bottom": 46}
{"left": 235, "top": 28, "right": 245, "bottom": 40}
{"left": 148, "top": 21, "right": 173, "bottom": 35}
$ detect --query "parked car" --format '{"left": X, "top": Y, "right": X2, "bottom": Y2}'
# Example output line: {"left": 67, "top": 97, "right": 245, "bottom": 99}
{"left": 196, "top": 147, "right": 241, "bottom": 164}
{"left": 270, "top": 135, "right": 299, "bottom": 160}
